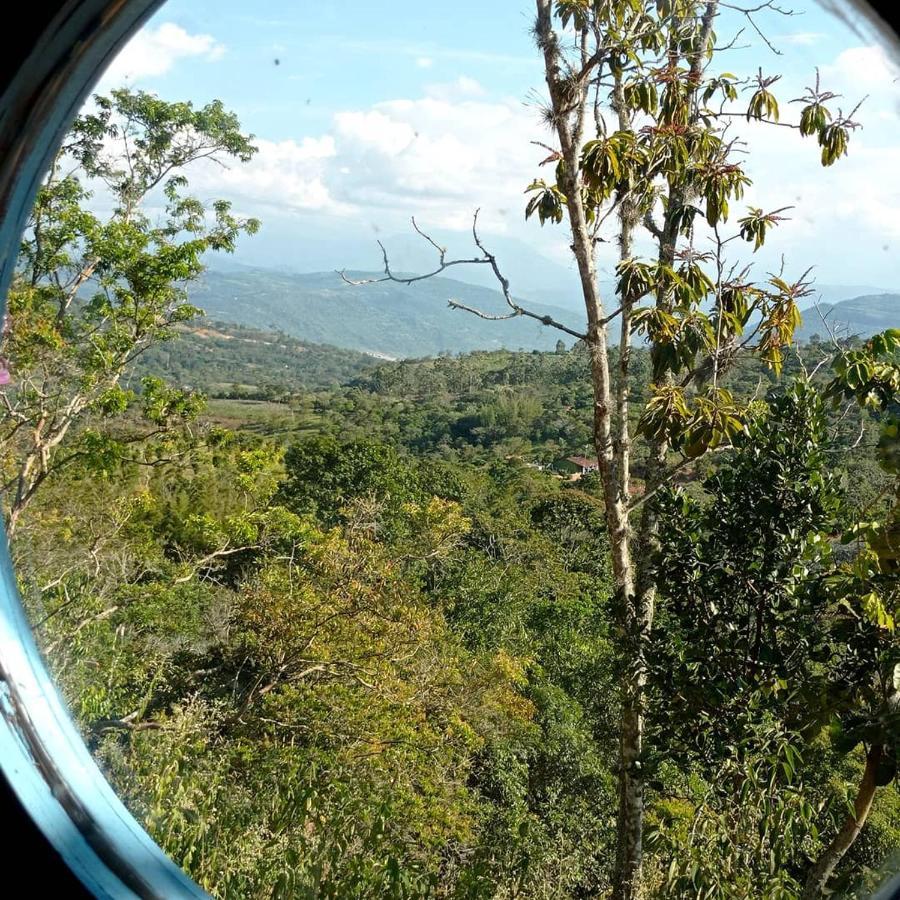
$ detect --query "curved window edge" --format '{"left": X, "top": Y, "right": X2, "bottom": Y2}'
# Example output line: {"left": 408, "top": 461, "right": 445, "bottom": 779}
{"left": 0, "top": 2, "right": 207, "bottom": 897}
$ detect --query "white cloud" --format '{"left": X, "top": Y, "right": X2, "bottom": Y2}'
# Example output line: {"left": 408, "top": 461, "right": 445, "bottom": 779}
{"left": 166, "top": 37, "right": 899, "bottom": 285}
{"left": 694, "top": 101, "right": 900, "bottom": 284}
{"left": 333, "top": 110, "right": 418, "bottom": 157}
{"left": 636, "top": 36, "right": 899, "bottom": 282}
{"left": 424, "top": 76, "right": 487, "bottom": 101}
{"left": 186, "top": 85, "right": 546, "bottom": 239}
{"left": 821, "top": 44, "right": 900, "bottom": 91}
{"left": 415, "top": 57, "right": 434, "bottom": 69}
{"left": 323, "top": 92, "right": 545, "bottom": 232}
{"left": 781, "top": 144, "right": 900, "bottom": 243}
{"left": 101, "top": 23, "right": 225, "bottom": 85}
{"left": 193, "top": 136, "right": 352, "bottom": 216}
{"left": 93, "top": 75, "right": 550, "bottom": 241}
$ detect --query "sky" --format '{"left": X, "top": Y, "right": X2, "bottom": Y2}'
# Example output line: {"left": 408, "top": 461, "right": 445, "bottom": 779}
{"left": 92, "top": 0, "right": 900, "bottom": 299}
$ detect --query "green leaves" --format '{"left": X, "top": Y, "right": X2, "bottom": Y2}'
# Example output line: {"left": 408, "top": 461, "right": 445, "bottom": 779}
{"left": 793, "top": 76, "right": 862, "bottom": 167}
{"left": 638, "top": 383, "right": 691, "bottom": 444}
{"left": 714, "top": 282, "right": 758, "bottom": 340}
{"left": 92, "top": 384, "right": 135, "bottom": 417}
{"left": 524, "top": 179, "right": 566, "bottom": 226}
{"left": 738, "top": 206, "right": 790, "bottom": 252}
{"left": 746, "top": 73, "right": 782, "bottom": 124}
{"left": 140, "top": 377, "right": 205, "bottom": 426}
{"left": 799, "top": 102, "right": 831, "bottom": 137}
{"left": 638, "top": 383, "right": 745, "bottom": 456}
{"left": 870, "top": 328, "right": 900, "bottom": 357}
{"left": 616, "top": 258, "right": 657, "bottom": 305}
{"left": 618, "top": 255, "right": 713, "bottom": 316}
{"left": 756, "top": 278, "right": 806, "bottom": 375}
{"left": 647, "top": 378, "right": 879, "bottom": 857}
{"left": 624, "top": 78, "right": 659, "bottom": 116}
{"left": 691, "top": 160, "right": 751, "bottom": 227}
{"left": 676, "top": 260, "right": 715, "bottom": 305}
{"left": 648, "top": 726, "right": 814, "bottom": 900}
{"left": 1, "top": 87, "right": 260, "bottom": 530}
{"left": 682, "top": 388, "right": 745, "bottom": 458}
{"left": 860, "top": 590, "right": 895, "bottom": 632}
{"left": 826, "top": 330, "right": 900, "bottom": 421}
{"left": 82, "top": 89, "right": 257, "bottom": 199}
{"left": 701, "top": 73, "right": 738, "bottom": 106}
{"left": 746, "top": 88, "right": 779, "bottom": 123}
{"left": 581, "top": 131, "right": 648, "bottom": 202}
{"left": 555, "top": 0, "right": 590, "bottom": 30}
{"left": 819, "top": 122, "right": 850, "bottom": 166}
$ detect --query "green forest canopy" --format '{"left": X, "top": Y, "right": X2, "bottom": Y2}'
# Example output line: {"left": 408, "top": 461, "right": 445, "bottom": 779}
{"left": 1, "top": 4, "right": 899, "bottom": 896}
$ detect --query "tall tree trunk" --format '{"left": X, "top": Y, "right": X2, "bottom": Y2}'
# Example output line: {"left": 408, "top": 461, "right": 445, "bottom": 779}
{"left": 609, "top": 69, "right": 645, "bottom": 900}
{"left": 533, "top": 4, "right": 720, "bottom": 895}
{"left": 802, "top": 745, "right": 882, "bottom": 899}
{"left": 533, "top": 5, "right": 655, "bottom": 895}
{"left": 534, "top": 0, "right": 634, "bottom": 602}
{"left": 612, "top": 8, "right": 718, "bottom": 889}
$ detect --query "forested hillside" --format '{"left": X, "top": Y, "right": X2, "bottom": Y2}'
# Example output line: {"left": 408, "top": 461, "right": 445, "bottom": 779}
{"left": 132, "top": 320, "right": 378, "bottom": 396}
{"left": 14, "top": 322, "right": 899, "bottom": 897}
{"left": 796, "top": 294, "right": 900, "bottom": 343}
{"left": 135, "top": 326, "right": 885, "bottom": 504}
{"left": 190, "top": 265, "right": 899, "bottom": 359}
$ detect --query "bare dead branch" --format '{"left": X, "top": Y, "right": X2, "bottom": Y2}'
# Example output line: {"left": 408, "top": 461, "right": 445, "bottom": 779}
{"left": 446, "top": 300, "right": 519, "bottom": 322}
{"left": 342, "top": 210, "right": 588, "bottom": 341}
{"left": 337, "top": 218, "right": 492, "bottom": 286}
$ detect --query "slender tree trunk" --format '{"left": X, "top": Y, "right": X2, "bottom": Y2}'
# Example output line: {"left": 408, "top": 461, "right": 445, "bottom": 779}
{"left": 802, "top": 745, "right": 882, "bottom": 899}
{"left": 609, "top": 69, "right": 646, "bottom": 900}
{"left": 534, "top": 5, "right": 650, "bottom": 895}
{"left": 613, "top": 10, "right": 719, "bottom": 888}
{"left": 534, "top": 0, "right": 634, "bottom": 601}
{"left": 533, "top": 4, "right": 723, "bottom": 896}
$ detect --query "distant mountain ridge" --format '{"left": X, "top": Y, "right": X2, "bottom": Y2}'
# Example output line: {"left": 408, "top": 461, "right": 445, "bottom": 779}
{"left": 189, "top": 264, "right": 897, "bottom": 358}
{"left": 796, "top": 293, "right": 899, "bottom": 342}
{"left": 189, "top": 267, "right": 584, "bottom": 358}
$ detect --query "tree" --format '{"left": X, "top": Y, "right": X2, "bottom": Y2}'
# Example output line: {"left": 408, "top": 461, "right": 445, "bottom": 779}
{"left": 644, "top": 330, "right": 900, "bottom": 896}
{"left": 343, "top": 2, "right": 860, "bottom": 894}
{"left": 650, "top": 380, "right": 841, "bottom": 757}
{"left": 646, "top": 380, "right": 845, "bottom": 895}
{"left": 278, "top": 435, "right": 464, "bottom": 530}
{"left": 801, "top": 329, "right": 900, "bottom": 896}
{"left": 0, "top": 88, "right": 259, "bottom": 533}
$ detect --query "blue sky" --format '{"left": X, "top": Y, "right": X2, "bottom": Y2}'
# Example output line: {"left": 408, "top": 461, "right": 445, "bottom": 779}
{"left": 95, "top": 0, "right": 900, "bottom": 299}
{"left": 111, "top": 1, "right": 544, "bottom": 137}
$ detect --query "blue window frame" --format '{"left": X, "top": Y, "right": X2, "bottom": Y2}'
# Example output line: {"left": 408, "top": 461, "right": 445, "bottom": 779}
{"left": 0, "top": 3, "right": 207, "bottom": 895}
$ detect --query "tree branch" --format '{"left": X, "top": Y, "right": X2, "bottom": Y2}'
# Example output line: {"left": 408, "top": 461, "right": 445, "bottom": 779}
{"left": 626, "top": 444, "right": 736, "bottom": 513}
{"left": 343, "top": 210, "right": 589, "bottom": 341}
{"left": 337, "top": 217, "right": 492, "bottom": 286}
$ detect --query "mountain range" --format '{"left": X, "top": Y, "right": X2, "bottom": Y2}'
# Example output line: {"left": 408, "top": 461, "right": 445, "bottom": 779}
{"left": 190, "top": 267, "right": 584, "bottom": 358}
{"left": 189, "top": 264, "right": 898, "bottom": 359}
{"left": 794, "top": 293, "right": 900, "bottom": 343}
